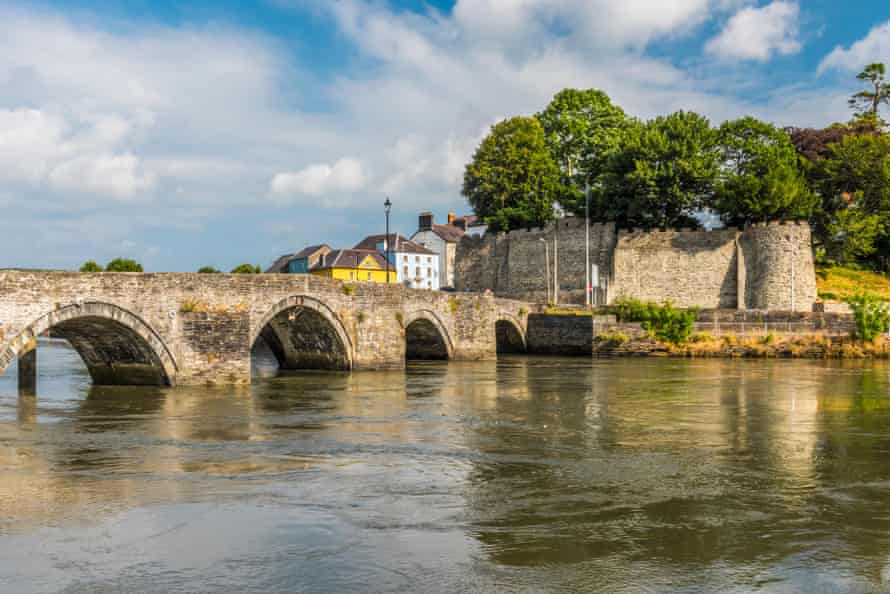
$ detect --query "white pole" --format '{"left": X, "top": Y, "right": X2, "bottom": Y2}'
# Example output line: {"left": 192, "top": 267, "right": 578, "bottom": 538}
{"left": 585, "top": 182, "right": 591, "bottom": 308}
{"left": 553, "top": 232, "right": 559, "bottom": 305}
{"left": 791, "top": 249, "right": 796, "bottom": 312}
{"left": 541, "top": 238, "right": 550, "bottom": 304}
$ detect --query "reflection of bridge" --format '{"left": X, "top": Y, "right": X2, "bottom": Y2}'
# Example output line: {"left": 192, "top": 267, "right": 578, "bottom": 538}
{"left": 0, "top": 271, "right": 533, "bottom": 388}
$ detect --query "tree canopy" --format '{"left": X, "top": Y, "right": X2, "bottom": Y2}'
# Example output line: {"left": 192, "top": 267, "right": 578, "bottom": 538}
{"left": 105, "top": 258, "right": 143, "bottom": 272}
{"left": 712, "top": 117, "right": 816, "bottom": 226}
{"left": 198, "top": 266, "right": 221, "bottom": 273}
{"left": 462, "top": 116, "right": 561, "bottom": 232}
{"left": 537, "top": 88, "right": 627, "bottom": 216}
{"left": 230, "top": 264, "right": 262, "bottom": 274}
{"left": 79, "top": 260, "right": 103, "bottom": 272}
{"left": 598, "top": 111, "right": 718, "bottom": 229}
{"left": 850, "top": 63, "right": 890, "bottom": 124}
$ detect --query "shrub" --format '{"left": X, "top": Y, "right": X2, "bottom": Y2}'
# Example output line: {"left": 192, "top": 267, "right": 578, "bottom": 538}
{"left": 641, "top": 302, "right": 697, "bottom": 345}
{"left": 230, "top": 264, "right": 261, "bottom": 274}
{"left": 198, "top": 266, "right": 221, "bottom": 273}
{"left": 449, "top": 296, "right": 459, "bottom": 313}
{"left": 612, "top": 297, "right": 658, "bottom": 322}
{"left": 595, "top": 332, "right": 629, "bottom": 345}
{"left": 105, "top": 258, "right": 143, "bottom": 272}
{"left": 845, "top": 293, "right": 890, "bottom": 341}
{"left": 341, "top": 283, "right": 355, "bottom": 296}
{"left": 690, "top": 332, "right": 716, "bottom": 343}
{"left": 356, "top": 311, "right": 366, "bottom": 323}
{"left": 80, "top": 260, "right": 103, "bottom": 272}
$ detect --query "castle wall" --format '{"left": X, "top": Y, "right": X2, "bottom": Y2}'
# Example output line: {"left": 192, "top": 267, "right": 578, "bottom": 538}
{"left": 455, "top": 220, "right": 817, "bottom": 311}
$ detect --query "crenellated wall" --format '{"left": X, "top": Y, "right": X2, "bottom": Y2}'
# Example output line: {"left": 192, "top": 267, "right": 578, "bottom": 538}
{"left": 455, "top": 219, "right": 817, "bottom": 311}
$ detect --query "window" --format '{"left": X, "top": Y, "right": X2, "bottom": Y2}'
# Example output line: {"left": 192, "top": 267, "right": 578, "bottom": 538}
{"left": 403, "top": 255, "right": 408, "bottom": 263}
{"left": 427, "top": 268, "right": 432, "bottom": 278}
{"left": 415, "top": 267, "right": 420, "bottom": 278}
{"left": 349, "top": 271, "right": 355, "bottom": 280}
{"left": 415, "top": 255, "right": 420, "bottom": 263}
{"left": 367, "top": 272, "right": 372, "bottom": 281}
{"left": 427, "top": 280, "right": 432, "bottom": 288}
{"left": 403, "top": 266, "right": 408, "bottom": 277}
{"left": 427, "top": 256, "right": 432, "bottom": 263}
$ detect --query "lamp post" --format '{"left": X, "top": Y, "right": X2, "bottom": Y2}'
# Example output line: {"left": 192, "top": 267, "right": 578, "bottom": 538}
{"left": 585, "top": 181, "right": 591, "bottom": 308}
{"left": 384, "top": 197, "right": 392, "bottom": 283}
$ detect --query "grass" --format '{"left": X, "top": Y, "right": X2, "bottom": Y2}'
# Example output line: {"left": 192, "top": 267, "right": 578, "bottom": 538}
{"left": 817, "top": 266, "right": 890, "bottom": 302}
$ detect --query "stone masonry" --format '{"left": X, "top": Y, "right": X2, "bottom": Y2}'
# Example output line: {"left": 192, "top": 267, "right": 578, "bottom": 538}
{"left": 455, "top": 219, "right": 817, "bottom": 311}
{"left": 0, "top": 271, "right": 532, "bottom": 387}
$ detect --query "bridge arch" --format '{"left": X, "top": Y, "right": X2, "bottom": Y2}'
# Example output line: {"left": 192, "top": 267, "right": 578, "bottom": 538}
{"left": 404, "top": 310, "right": 453, "bottom": 361}
{"left": 252, "top": 295, "right": 353, "bottom": 371}
{"left": 495, "top": 314, "right": 527, "bottom": 354}
{"left": 0, "top": 302, "right": 177, "bottom": 386}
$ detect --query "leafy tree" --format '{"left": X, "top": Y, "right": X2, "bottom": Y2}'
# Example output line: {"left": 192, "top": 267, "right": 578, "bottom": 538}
{"left": 462, "top": 116, "right": 561, "bottom": 232}
{"left": 849, "top": 63, "right": 890, "bottom": 123}
{"left": 713, "top": 117, "right": 816, "bottom": 226}
{"left": 79, "top": 260, "right": 103, "bottom": 272}
{"left": 105, "top": 258, "right": 143, "bottom": 272}
{"left": 815, "top": 133, "right": 890, "bottom": 268}
{"left": 787, "top": 121, "right": 879, "bottom": 162}
{"left": 599, "top": 111, "right": 718, "bottom": 229}
{"left": 536, "top": 88, "right": 627, "bottom": 215}
{"left": 230, "top": 263, "right": 261, "bottom": 274}
{"left": 198, "top": 266, "right": 221, "bottom": 273}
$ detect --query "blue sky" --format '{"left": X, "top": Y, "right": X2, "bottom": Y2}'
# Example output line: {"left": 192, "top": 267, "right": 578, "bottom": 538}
{"left": 1, "top": 0, "right": 889, "bottom": 271}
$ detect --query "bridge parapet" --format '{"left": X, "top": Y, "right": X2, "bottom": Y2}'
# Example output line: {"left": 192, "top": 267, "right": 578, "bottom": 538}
{"left": 0, "top": 271, "right": 535, "bottom": 386}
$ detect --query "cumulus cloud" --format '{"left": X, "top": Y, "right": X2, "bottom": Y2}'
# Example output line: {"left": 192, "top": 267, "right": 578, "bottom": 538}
{"left": 819, "top": 20, "right": 890, "bottom": 73}
{"left": 49, "top": 154, "right": 156, "bottom": 200}
{"left": 270, "top": 158, "right": 368, "bottom": 201}
{"left": 705, "top": 1, "right": 801, "bottom": 61}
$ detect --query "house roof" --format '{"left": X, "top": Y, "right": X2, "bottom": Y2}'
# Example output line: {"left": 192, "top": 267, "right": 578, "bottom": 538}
{"left": 317, "top": 249, "right": 388, "bottom": 270}
{"left": 265, "top": 244, "right": 331, "bottom": 273}
{"left": 353, "top": 234, "right": 436, "bottom": 255}
{"left": 293, "top": 244, "right": 331, "bottom": 260}
{"left": 429, "top": 223, "right": 465, "bottom": 243}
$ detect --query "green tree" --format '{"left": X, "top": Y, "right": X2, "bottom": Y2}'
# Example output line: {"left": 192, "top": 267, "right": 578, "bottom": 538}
{"left": 816, "top": 133, "right": 890, "bottom": 269}
{"left": 849, "top": 63, "right": 890, "bottom": 123}
{"left": 197, "top": 266, "right": 221, "bottom": 273}
{"left": 845, "top": 294, "right": 890, "bottom": 341}
{"left": 230, "top": 263, "right": 261, "bottom": 274}
{"left": 105, "top": 258, "right": 143, "bottom": 272}
{"left": 536, "top": 88, "right": 627, "bottom": 215}
{"left": 79, "top": 260, "right": 103, "bottom": 272}
{"left": 600, "top": 111, "right": 718, "bottom": 229}
{"left": 713, "top": 117, "right": 816, "bottom": 226}
{"left": 462, "top": 116, "right": 561, "bottom": 232}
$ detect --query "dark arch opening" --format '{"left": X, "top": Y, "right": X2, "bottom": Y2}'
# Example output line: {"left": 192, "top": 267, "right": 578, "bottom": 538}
{"left": 496, "top": 320, "right": 526, "bottom": 354}
{"left": 405, "top": 318, "right": 450, "bottom": 361}
{"left": 252, "top": 305, "right": 350, "bottom": 373}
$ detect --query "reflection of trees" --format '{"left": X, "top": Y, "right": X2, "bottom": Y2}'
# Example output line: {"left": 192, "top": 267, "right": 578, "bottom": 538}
{"left": 461, "top": 358, "right": 890, "bottom": 590}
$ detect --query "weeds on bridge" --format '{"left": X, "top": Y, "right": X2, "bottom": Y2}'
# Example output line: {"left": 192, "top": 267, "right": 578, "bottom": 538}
{"left": 341, "top": 283, "right": 356, "bottom": 296}
{"left": 356, "top": 311, "right": 366, "bottom": 324}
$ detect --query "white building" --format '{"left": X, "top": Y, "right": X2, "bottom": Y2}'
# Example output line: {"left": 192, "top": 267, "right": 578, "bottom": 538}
{"left": 411, "top": 211, "right": 487, "bottom": 289}
{"left": 354, "top": 234, "right": 440, "bottom": 290}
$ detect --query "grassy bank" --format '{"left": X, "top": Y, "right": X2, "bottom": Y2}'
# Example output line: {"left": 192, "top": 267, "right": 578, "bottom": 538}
{"left": 595, "top": 334, "right": 890, "bottom": 359}
{"left": 817, "top": 266, "right": 890, "bottom": 302}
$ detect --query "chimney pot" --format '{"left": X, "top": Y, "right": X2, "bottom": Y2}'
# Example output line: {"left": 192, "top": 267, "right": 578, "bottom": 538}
{"left": 448, "top": 211, "right": 456, "bottom": 224}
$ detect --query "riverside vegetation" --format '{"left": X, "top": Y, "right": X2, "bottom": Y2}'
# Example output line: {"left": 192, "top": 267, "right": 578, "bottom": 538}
{"left": 600, "top": 297, "right": 890, "bottom": 359}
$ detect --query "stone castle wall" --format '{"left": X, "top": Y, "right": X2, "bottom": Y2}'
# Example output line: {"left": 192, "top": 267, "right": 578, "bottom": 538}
{"left": 455, "top": 219, "right": 817, "bottom": 311}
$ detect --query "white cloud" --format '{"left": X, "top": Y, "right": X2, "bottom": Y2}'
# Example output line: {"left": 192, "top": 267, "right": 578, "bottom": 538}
{"left": 705, "top": 1, "right": 801, "bottom": 61}
{"left": 819, "top": 20, "right": 890, "bottom": 74}
{"left": 49, "top": 153, "right": 156, "bottom": 199}
{"left": 270, "top": 158, "right": 368, "bottom": 200}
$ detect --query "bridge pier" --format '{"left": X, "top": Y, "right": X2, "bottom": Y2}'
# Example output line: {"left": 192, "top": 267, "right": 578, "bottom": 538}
{"left": 18, "top": 339, "right": 37, "bottom": 396}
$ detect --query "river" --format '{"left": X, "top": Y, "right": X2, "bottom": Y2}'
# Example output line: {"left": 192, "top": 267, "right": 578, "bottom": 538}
{"left": 2, "top": 341, "right": 890, "bottom": 593}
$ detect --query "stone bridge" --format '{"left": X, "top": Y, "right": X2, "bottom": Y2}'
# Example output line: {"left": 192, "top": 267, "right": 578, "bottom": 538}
{"left": 0, "top": 271, "right": 534, "bottom": 388}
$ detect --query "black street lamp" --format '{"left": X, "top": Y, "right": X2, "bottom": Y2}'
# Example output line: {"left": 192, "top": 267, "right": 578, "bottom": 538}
{"left": 384, "top": 197, "right": 392, "bottom": 283}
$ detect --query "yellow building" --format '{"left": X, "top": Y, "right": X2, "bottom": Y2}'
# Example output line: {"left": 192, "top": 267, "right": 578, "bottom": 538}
{"left": 310, "top": 249, "right": 396, "bottom": 283}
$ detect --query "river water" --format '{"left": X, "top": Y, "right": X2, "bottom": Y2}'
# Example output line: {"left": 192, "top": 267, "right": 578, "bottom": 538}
{"left": 2, "top": 342, "right": 890, "bottom": 593}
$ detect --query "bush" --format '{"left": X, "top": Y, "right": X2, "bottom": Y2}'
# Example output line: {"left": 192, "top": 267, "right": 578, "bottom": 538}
{"left": 845, "top": 294, "right": 890, "bottom": 341}
{"left": 198, "top": 266, "right": 220, "bottom": 273}
{"left": 80, "top": 260, "right": 103, "bottom": 272}
{"left": 105, "top": 258, "right": 143, "bottom": 272}
{"left": 641, "top": 302, "right": 698, "bottom": 345}
{"left": 230, "top": 264, "right": 261, "bottom": 274}
{"left": 595, "top": 332, "right": 629, "bottom": 345}
{"left": 612, "top": 297, "right": 658, "bottom": 322}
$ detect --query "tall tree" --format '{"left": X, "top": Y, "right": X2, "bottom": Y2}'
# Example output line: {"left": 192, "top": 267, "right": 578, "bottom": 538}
{"left": 849, "top": 63, "right": 890, "bottom": 123}
{"left": 713, "top": 117, "right": 816, "bottom": 226}
{"left": 536, "top": 89, "right": 627, "bottom": 216}
{"left": 79, "top": 260, "right": 103, "bottom": 272}
{"left": 462, "top": 116, "right": 560, "bottom": 232}
{"left": 815, "top": 133, "right": 890, "bottom": 268}
{"left": 599, "top": 111, "right": 718, "bottom": 229}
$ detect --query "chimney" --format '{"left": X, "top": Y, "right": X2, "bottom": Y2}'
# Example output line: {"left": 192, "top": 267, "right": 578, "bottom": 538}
{"left": 447, "top": 211, "right": 456, "bottom": 225}
{"left": 419, "top": 211, "right": 433, "bottom": 232}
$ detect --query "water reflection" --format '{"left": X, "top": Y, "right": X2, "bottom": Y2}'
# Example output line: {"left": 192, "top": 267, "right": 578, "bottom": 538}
{"left": 2, "top": 344, "right": 890, "bottom": 593}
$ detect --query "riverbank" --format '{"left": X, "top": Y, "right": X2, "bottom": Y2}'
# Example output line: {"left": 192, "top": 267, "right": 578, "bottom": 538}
{"left": 593, "top": 334, "right": 890, "bottom": 359}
